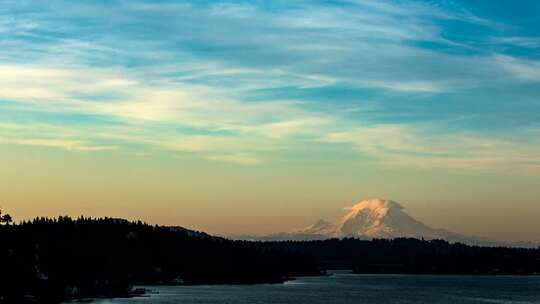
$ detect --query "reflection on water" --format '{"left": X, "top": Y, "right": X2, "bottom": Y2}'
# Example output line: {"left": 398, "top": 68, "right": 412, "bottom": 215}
{"left": 89, "top": 272, "right": 540, "bottom": 304}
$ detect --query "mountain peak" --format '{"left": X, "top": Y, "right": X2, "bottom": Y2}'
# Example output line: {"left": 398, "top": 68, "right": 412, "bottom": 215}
{"left": 338, "top": 198, "right": 433, "bottom": 238}
{"left": 347, "top": 199, "right": 403, "bottom": 214}
{"left": 297, "top": 218, "right": 335, "bottom": 235}
{"left": 313, "top": 218, "right": 333, "bottom": 227}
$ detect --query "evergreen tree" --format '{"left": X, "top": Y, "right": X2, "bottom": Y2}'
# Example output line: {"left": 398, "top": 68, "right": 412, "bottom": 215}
{"left": 0, "top": 209, "right": 12, "bottom": 225}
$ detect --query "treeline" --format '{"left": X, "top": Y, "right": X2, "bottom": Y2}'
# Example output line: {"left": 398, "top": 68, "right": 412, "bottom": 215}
{"left": 0, "top": 216, "right": 319, "bottom": 303}
{"left": 1, "top": 213, "right": 539, "bottom": 303}
{"left": 261, "top": 238, "right": 540, "bottom": 275}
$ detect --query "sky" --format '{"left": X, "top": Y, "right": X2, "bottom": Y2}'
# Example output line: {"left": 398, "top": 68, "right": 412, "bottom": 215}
{"left": 1, "top": 0, "right": 539, "bottom": 242}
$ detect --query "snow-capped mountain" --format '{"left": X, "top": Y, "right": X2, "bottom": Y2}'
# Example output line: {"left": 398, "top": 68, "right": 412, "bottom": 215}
{"left": 238, "top": 198, "right": 537, "bottom": 247}
{"left": 294, "top": 198, "right": 461, "bottom": 240}
{"left": 336, "top": 199, "right": 458, "bottom": 239}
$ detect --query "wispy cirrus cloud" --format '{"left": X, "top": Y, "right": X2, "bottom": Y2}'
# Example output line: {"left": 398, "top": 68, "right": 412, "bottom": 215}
{"left": 491, "top": 37, "right": 540, "bottom": 48}
{"left": 7, "top": 139, "right": 116, "bottom": 152}
{"left": 205, "top": 154, "right": 264, "bottom": 166}
{"left": 0, "top": 122, "right": 117, "bottom": 152}
{"left": 322, "top": 124, "right": 540, "bottom": 174}
{"left": 1, "top": 0, "right": 540, "bottom": 172}
{"left": 494, "top": 55, "right": 540, "bottom": 82}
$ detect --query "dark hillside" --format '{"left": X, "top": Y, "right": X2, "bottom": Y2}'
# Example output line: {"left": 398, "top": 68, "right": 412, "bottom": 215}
{"left": 0, "top": 216, "right": 319, "bottom": 303}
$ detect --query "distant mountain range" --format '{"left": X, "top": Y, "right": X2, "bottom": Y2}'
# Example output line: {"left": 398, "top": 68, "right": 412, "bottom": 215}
{"left": 235, "top": 198, "right": 538, "bottom": 248}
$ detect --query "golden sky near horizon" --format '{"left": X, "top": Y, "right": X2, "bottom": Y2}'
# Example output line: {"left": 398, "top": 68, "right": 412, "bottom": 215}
{"left": 2, "top": 144, "right": 539, "bottom": 242}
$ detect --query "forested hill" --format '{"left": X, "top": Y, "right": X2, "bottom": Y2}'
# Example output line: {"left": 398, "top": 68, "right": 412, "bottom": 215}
{"left": 0, "top": 216, "right": 319, "bottom": 303}
{"left": 261, "top": 238, "right": 540, "bottom": 275}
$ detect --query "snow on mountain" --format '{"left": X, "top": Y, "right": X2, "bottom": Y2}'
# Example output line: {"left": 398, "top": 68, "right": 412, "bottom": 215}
{"left": 335, "top": 199, "right": 451, "bottom": 239}
{"left": 296, "top": 219, "right": 336, "bottom": 236}
{"left": 236, "top": 198, "right": 536, "bottom": 247}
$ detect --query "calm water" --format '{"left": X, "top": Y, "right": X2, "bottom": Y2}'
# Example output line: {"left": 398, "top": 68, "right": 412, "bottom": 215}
{"left": 91, "top": 272, "right": 540, "bottom": 304}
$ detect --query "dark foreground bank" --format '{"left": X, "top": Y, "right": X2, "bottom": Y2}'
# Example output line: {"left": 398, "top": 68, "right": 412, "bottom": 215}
{"left": 1, "top": 214, "right": 539, "bottom": 303}
{"left": 0, "top": 216, "right": 319, "bottom": 303}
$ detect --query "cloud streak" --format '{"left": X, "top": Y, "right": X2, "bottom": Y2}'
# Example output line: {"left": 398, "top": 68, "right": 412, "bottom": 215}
{"left": 322, "top": 124, "right": 540, "bottom": 174}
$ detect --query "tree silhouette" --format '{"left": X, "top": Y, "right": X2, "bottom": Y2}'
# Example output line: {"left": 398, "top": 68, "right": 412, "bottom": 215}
{"left": 0, "top": 209, "right": 12, "bottom": 225}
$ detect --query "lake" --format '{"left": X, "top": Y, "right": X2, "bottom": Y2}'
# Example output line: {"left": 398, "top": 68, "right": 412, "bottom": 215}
{"left": 90, "top": 272, "right": 540, "bottom": 304}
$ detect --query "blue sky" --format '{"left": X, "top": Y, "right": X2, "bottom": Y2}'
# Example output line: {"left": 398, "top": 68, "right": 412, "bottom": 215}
{"left": 1, "top": 0, "right": 539, "bottom": 168}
